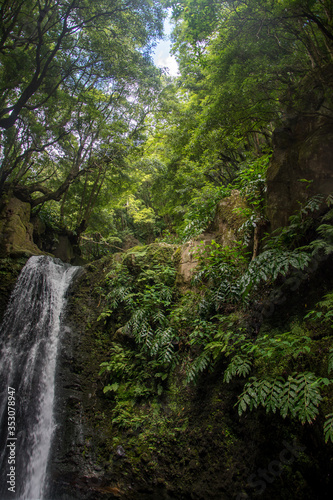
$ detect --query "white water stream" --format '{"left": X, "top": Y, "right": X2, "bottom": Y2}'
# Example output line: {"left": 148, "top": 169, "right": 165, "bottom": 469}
{"left": 0, "top": 256, "right": 80, "bottom": 499}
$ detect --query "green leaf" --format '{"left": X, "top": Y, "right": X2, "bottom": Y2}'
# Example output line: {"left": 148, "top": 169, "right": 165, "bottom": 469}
{"left": 103, "top": 382, "right": 119, "bottom": 393}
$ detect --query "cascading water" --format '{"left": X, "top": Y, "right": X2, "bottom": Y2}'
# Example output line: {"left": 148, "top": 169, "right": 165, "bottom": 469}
{"left": 0, "top": 255, "right": 80, "bottom": 500}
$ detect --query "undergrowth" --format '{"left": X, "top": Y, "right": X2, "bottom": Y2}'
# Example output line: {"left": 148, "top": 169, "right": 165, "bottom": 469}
{"left": 186, "top": 194, "right": 333, "bottom": 442}
{"left": 97, "top": 195, "right": 333, "bottom": 442}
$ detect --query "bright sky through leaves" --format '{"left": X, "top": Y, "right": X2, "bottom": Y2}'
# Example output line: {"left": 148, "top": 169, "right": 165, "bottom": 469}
{"left": 153, "top": 13, "right": 179, "bottom": 76}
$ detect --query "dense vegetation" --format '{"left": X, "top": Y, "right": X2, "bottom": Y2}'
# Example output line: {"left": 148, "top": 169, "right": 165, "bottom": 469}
{"left": 2, "top": 0, "right": 332, "bottom": 248}
{"left": 1, "top": 0, "right": 333, "bottom": 488}
{"left": 94, "top": 195, "right": 333, "bottom": 444}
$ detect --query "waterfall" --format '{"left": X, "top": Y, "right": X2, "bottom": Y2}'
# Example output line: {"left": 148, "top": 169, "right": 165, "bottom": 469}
{"left": 0, "top": 256, "right": 80, "bottom": 500}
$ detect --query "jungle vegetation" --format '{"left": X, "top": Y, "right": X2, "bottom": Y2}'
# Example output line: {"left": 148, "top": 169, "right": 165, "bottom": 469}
{"left": 1, "top": 0, "right": 333, "bottom": 443}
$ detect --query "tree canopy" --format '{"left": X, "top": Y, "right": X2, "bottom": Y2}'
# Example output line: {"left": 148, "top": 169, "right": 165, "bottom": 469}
{"left": 1, "top": 0, "right": 333, "bottom": 244}
{"left": 134, "top": 0, "right": 333, "bottom": 241}
{"left": 0, "top": 0, "right": 165, "bottom": 233}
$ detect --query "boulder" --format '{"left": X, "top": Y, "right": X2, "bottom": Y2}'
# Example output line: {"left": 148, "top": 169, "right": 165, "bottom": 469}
{"left": 178, "top": 235, "right": 214, "bottom": 283}
{"left": 53, "top": 234, "right": 75, "bottom": 263}
{"left": 178, "top": 191, "right": 247, "bottom": 282}
{"left": 210, "top": 190, "right": 247, "bottom": 246}
{"left": 0, "top": 197, "right": 43, "bottom": 257}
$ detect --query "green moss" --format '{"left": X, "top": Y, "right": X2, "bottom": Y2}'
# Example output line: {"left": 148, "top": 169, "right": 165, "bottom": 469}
{"left": 121, "top": 243, "right": 178, "bottom": 273}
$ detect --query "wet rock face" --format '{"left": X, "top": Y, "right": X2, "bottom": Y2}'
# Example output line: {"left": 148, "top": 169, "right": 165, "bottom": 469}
{"left": 0, "top": 257, "right": 28, "bottom": 322}
{"left": 266, "top": 112, "right": 333, "bottom": 231}
{"left": 47, "top": 270, "right": 105, "bottom": 500}
{"left": 0, "top": 196, "right": 82, "bottom": 263}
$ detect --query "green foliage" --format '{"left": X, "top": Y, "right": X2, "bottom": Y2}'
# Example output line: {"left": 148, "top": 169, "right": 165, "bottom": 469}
{"left": 223, "top": 355, "right": 253, "bottom": 384}
{"left": 99, "top": 253, "right": 179, "bottom": 367}
{"left": 0, "top": 0, "right": 165, "bottom": 242}
{"left": 324, "top": 413, "right": 333, "bottom": 443}
{"left": 266, "top": 194, "right": 333, "bottom": 250}
{"left": 194, "top": 194, "right": 333, "bottom": 318}
{"left": 193, "top": 241, "right": 249, "bottom": 313}
{"left": 35, "top": 204, "right": 64, "bottom": 232}
{"left": 171, "top": 0, "right": 333, "bottom": 140}
{"left": 193, "top": 239, "right": 311, "bottom": 315}
{"left": 235, "top": 154, "right": 270, "bottom": 207}
{"left": 221, "top": 326, "right": 312, "bottom": 381}
{"left": 80, "top": 233, "right": 123, "bottom": 260}
{"left": 234, "top": 152, "right": 271, "bottom": 241}
{"left": 97, "top": 247, "right": 183, "bottom": 428}
{"left": 237, "top": 372, "right": 331, "bottom": 425}
{"left": 99, "top": 344, "right": 169, "bottom": 429}
{"left": 304, "top": 292, "right": 333, "bottom": 326}
{"left": 211, "top": 324, "right": 333, "bottom": 438}
{"left": 185, "top": 350, "right": 212, "bottom": 384}
{"left": 178, "top": 185, "right": 230, "bottom": 242}
{"left": 239, "top": 248, "right": 311, "bottom": 297}
{"left": 204, "top": 326, "right": 312, "bottom": 386}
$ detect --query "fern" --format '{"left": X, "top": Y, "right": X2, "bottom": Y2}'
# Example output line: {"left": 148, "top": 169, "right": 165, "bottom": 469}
{"left": 152, "top": 309, "right": 167, "bottom": 325}
{"left": 237, "top": 377, "right": 285, "bottom": 414}
{"left": 223, "top": 355, "right": 252, "bottom": 383}
{"left": 307, "top": 223, "right": 333, "bottom": 255}
{"left": 104, "top": 285, "right": 135, "bottom": 313}
{"left": 328, "top": 349, "right": 333, "bottom": 374}
{"left": 305, "top": 293, "right": 333, "bottom": 326}
{"left": 263, "top": 194, "right": 329, "bottom": 250}
{"left": 324, "top": 414, "right": 333, "bottom": 443}
{"left": 237, "top": 372, "right": 331, "bottom": 424}
{"left": 293, "top": 372, "right": 323, "bottom": 424}
{"left": 240, "top": 249, "right": 311, "bottom": 297}
{"left": 186, "top": 350, "right": 212, "bottom": 384}
{"left": 198, "top": 242, "right": 312, "bottom": 312}
{"left": 261, "top": 377, "right": 284, "bottom": 413}
{"left": 150, "top": 326, "right": 175, "bottom": 361}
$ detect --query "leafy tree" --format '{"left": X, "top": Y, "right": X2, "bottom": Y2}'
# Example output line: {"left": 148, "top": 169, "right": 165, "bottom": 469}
{"left": 0, "top": 0, "right": 165, "bottom": 236}
{"left": 0, "top": 0, "right": 164, "bottom": 130}
{"left": 170, "top": 0, "right": 333, "bottom": 136}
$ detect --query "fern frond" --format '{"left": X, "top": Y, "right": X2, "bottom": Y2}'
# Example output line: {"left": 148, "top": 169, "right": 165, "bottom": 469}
{"left": 263, "top": 377, "right": 285, "bottom": 413}
{"left": 160, "top": 342, "right": 175, "bottom": 364}
{"left": 223, "top": 355, "right": 252, "bottom": 383}
{"left": 317, "top": 224, "right": 333, "bottom": 242}
{"left": 152, "top": 310, "right": 167, "bottom": 326}
{"left": 328, "top": 349, "right": 333, "bottom": 374}
{"left": 237, "top": 377, "right": 260, "bottom": 414}
{"left": 293, "top": 372, "right": 322, "bottom": 424}
{"left": 239, "top": 249, "right": 311, "bottom": 297}
{"left": 322, "top": 207, "right": 333, "bottom": 220}
{"left": 324, "top": 414, "right": 333, "bottom": 443}
{"left": 160, "top": 287, "right": 173, "bottom": 303}
{"left": 280, "top": 375, "right": 299, "bottom": 418}
{"left": 307, "top": 238, "right": 333, "bottom": 255}
{"left": 186, "top": 350, "right": 211, "bottom": 384}
{"left": 236, "top": 372, "right": 329, "bottom": 425}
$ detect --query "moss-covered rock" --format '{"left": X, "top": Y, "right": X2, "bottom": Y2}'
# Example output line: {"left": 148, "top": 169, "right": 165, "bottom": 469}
{"left": 122, "top": 243, "right": 178, "bottom": 270}
{"left": 211, "top": 189, "right": 248, "bottom": 245}
{"left": 176, "top": 191, "right": 248, "bottom": 284}
{"left": 0, "top": 197, "right": 43, "bottom": 257}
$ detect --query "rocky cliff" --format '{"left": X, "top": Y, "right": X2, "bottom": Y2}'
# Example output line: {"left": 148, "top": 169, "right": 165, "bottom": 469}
{"left": 266, "top": 70, "right": 333, "bottom": 230}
